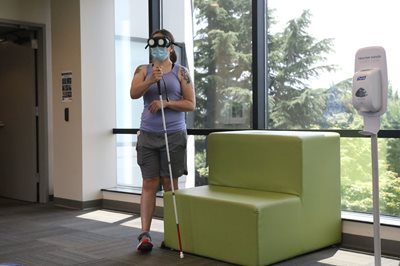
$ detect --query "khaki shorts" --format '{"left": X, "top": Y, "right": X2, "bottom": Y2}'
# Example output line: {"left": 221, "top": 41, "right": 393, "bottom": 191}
{"left": 136, "top": 130, "right": 188, "bottom": 179}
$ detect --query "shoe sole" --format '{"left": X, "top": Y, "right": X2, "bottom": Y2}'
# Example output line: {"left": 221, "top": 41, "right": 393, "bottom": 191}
{"left": 137, "top": 239, "right": 153, "bottom": 252}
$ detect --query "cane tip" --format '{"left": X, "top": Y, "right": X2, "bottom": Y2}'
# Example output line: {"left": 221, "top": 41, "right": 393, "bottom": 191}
{"left": 180, "top": 252, "right": 184, "bottom": 259}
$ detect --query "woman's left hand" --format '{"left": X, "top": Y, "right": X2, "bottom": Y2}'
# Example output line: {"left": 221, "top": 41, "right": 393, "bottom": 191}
{"left": 148, "top": 100, "right": 167, "bottom": 113}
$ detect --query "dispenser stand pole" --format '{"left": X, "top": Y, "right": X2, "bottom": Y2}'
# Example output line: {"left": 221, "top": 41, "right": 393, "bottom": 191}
{"left": 371, "top": 133, "right": 381, "bottom": 266}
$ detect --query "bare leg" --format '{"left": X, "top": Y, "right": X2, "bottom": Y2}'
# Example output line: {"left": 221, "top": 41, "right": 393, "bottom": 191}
{"left": 161, "top": 176, "right": 178, "bottom": 192}
{"left": 140, "top": 177, "right": 160, "bottom": 232}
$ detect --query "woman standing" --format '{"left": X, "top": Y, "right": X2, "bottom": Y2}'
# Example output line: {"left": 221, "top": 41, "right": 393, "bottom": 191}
{"left": 130, "top": 29, "right": 195, "bottom": 252}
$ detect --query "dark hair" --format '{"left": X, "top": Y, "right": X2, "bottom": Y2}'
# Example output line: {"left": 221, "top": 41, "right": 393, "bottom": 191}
{"left": 151, "top": 29, "right": 177, "bottom": 63}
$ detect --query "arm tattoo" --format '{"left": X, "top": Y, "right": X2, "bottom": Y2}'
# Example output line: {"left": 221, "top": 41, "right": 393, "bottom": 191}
{"left": 134, "top": 66, "right": 142, "bottom": 76}
{"left": 180, "top": 67, "right": 191, "bottom": 84}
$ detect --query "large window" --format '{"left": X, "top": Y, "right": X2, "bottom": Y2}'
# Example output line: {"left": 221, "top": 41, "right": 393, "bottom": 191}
{"left": 268, "top": 0, "right": 400, "bottom": 217}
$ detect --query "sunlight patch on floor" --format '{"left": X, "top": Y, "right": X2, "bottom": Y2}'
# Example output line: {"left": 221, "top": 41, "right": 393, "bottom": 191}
{"left": 318, "top": 249, "right": 399, "bottom": 266}
{"left": 121, "top": 217, "right": 164, "bottom": 232}
{"left": 77, "top": 210, "right": 133, "bottom": 223}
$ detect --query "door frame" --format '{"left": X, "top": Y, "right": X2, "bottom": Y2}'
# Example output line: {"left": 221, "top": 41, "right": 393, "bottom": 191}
{"left": 0, "top": 19, "right": 49, "bottom": 203}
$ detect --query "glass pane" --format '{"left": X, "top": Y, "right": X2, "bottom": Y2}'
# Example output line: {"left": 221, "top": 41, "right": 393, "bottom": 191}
{"left": 267, "top": 0, "right": 400, "bottom": 130}
{"left": 341, "top": 138, "right": 400, "bottom": 217}
{"left": 116, "top": 134, "right": 141, "bottom": 187}
{"left": 194, "top": 135, "right": 209, "bottom": 186}
{"left": 162, "top": 0, "right": 196, "bottom": 128}
{"left": 193, "top": 0, "right": 253, "bottom": 129}
{"left": 115, "top": 37, "right": 147, "bottom": 129}
{"left": 115, "top": 0, "right": 148, "bottom": 187}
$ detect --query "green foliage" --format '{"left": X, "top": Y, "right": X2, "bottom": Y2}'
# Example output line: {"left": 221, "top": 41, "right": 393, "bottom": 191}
{"left": 341, "top": 138, "right": 400, "bottom": 216}
{"left": 381, "top": 171, "right": 400, "bottom": 216}
{"left": 341, "top": 177, "right": 373, "bottom": 213}
{"left": 382, "top": 87, "right": 400, "bottom": 176}
{"left": 194, "top": 135, "right": 209, "bottom": 186}
{"left": 342, "top": 169, "right": 400, "bottom": 216}
{"left": 386, "top": 139, "right": 400, "bottom": 175}
{"left": 382, "top": 85, "right": 400, "bottom": 129}
{"left": 269, "top": 88, "right": 327, "bottom": 129}
{"left": 195, "top": 150, "right": 209, "bottom": 178}
{"left": 341, "top": 138, "right": 373, "bottom": 183}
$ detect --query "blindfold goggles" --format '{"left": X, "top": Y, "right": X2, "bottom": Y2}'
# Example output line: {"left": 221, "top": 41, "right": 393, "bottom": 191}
{"left": 145, "top": 37, "right": 172, "bottom": 49}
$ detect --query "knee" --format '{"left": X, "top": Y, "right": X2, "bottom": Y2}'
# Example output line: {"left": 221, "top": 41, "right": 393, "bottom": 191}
{"left": 142, "top": 178, "right": 160, "bottom": 192}
{"left": 162, "top": 181, "right": 172, "bottom": 192}
{"left": 162, "top": 177, "right": 178, "bottom": 192}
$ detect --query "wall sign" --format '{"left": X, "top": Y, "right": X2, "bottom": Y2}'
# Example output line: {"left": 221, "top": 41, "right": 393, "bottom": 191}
{"left": 61, "top": 71, "right": 72, "bottom": 102}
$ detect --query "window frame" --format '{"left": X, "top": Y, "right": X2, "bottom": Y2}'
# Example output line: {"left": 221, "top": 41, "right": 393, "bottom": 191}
{"left": 112, "top": 0, "right": 400, "bottom": 222}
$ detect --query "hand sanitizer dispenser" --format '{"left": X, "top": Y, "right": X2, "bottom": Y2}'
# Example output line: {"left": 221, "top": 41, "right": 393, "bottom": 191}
{"left": 353, "top": 46, "right": 388, "bottom": 134}
{"left": 352, "top": 46, "right": 388, "bottom": 266}
{"left": 352, "top": 68, "right": 382, "bottom": 113}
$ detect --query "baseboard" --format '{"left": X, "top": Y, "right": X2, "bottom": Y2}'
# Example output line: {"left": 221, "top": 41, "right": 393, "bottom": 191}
{"left": 342, "top": 233, "right": 400, "bottom": 258}
{"left": 102, "top": 199, "right": 163, "bottom": 218}
{"left": 101, "top": 188, "right": 164, "bottom": 217}
{"left": 342, "top": 218, "right": 400, "bottom": 258}
{"left": 53, "top": 197, "right": 102, "bottom": 210}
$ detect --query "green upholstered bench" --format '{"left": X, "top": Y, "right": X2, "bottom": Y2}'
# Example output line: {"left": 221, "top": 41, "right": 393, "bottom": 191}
{"left": 164, "top": 130, "right": 341, "bottom": 265}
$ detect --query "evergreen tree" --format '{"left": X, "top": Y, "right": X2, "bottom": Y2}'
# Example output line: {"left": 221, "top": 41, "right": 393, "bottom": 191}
{"left": 193, "top": 0, "right": 252, "bottom": 128}
{"left": 268, "top": 9, "right": 336, "bottom": 129}
{"left": 323, "top": 79, "right": 362, "bottom": 129}
{"left": 382, "top": 86, "right": 400, "bottom": 175}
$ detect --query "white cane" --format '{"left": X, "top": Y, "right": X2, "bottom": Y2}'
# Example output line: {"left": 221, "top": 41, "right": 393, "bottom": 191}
{"left": 157, "top": 80, "right": 184, "bottom": 259}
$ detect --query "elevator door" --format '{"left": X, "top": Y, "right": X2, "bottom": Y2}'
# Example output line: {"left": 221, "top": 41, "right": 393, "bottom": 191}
{"left": 0, "top": 40, "right": 37, "bottom": 202}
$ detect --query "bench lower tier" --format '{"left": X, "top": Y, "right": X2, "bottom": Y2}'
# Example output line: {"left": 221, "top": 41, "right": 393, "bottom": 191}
{"left": 164, "top": 185, "right": 341, "bottom": 266}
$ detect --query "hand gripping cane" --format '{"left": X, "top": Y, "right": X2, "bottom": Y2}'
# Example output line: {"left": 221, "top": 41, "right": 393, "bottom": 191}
{"left": 157, "top": 80, "right": 184, "bottom": 259}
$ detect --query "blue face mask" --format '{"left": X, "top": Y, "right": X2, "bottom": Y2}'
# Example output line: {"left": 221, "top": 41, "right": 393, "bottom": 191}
{"left": 151, "top": 47, "right": 169, "bottom": 61}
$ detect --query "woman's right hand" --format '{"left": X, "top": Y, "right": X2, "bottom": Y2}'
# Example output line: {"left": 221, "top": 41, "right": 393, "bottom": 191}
{"left": 151, "top": 66, "right": 163, "bottom": 83}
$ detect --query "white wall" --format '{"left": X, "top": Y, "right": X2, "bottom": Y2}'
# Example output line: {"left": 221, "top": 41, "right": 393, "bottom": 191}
{"left": 80, "top": 0, "right": 117, "bottom": 201}
{"left": 51, "top": 0, "right": 118, "bottom": 203}
{"left": 51, "top": 0, "right": 83, "bottom": 201}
